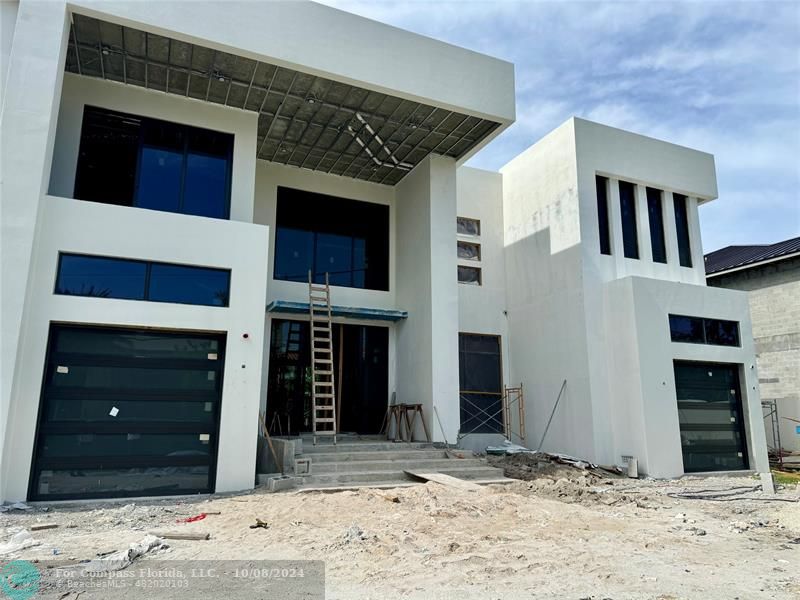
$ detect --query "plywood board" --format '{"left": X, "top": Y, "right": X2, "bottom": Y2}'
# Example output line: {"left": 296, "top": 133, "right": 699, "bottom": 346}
{"left": 404, "top": 471, "right": 482, "bottom": 491}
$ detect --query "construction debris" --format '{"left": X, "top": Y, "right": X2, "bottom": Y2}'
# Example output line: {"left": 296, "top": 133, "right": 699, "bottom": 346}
{"left": 0, "top": 530, "right": 40, "bottom": 555}
{"left": 249, "top": 519, "right": 270, "bottom": 530}
{"left": 80, "top": 535, "right": 166, "bottom": 573}
{"left": 404, "top": 471, "right": 483, "bottom": 491}
{"left": 0, "top": 501, "right": 33, "bottom": 512}
{"left": 149, "top": 531, "right": 210, "bottom": 540}
{"left": 30, "top": 523, "right": 59, "bottom": 531}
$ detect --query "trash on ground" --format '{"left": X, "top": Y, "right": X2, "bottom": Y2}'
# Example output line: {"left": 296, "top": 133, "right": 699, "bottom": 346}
{"left": 80, "top": 535, "right": 166, "bottom": 573}
{"left": 0, "top": 502, "right": 33, "bottom": 513}
{"left": 249, "top": 518, "right": 270, "bottom": 530}
{"left": 30, "top": 523, "right": 59, "bottom": 531}
{"left": 177, "top": 513, "right": 207, "bottom": 523}
{"left": 0, "top": 530, "right": 40, "bottom": 555}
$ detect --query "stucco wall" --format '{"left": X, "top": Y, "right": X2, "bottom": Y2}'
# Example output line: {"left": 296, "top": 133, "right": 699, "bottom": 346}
{"left": 709, "top": 257, "right": 800, "bottom": 451}
{"left": 1, "top": 197, "right": 269, "bottom": 501}
{"left": 606, "top": 277, "right": 769, "bottom": 477}
{"left": 395, "top": 155, "right": 460, "bottom": 443}
{"left": 500, "top": 120, "right": 599, "bottom": 459}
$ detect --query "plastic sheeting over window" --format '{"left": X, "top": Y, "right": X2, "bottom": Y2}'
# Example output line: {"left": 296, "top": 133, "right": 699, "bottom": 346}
{"left": 457, "top": 241, "right": 481, "bottom": 261}
{"left": 457, "top": 216, "right": 480, "bottom": 236}
{"left": 457, "top": 265, "right": 481, "bottom": 285}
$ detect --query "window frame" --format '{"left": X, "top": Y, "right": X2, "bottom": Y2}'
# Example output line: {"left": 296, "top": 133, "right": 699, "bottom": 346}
{"left": 55, "top": 253, "right": 231, "bottom": 308}
{"left": 668, "top": 314, "right": 740, "bottom": 347}
{"left": 458, "top": 332, "right": 504, "bottom": 435}
{"left": 618, "top": 180, "right": 640, "bottom": 260}
{"left": 457, "top": 265, "right": 482, "bottom": 286}
{"left": 273, "top": 187, "right": 390, "bottom": 291}
{"left": 646, "top": 187, "right": 668, "bottom": 264}
{"left": 457, "top": 240, "right": 482, "bottom": 262}
{"left": 75, "top": 106, "right": 234, "bottom": 220}
{"left": 673, "top": 193, "right": 693, "bottom": 268}
{"left": 457, "top": 216, "right": 481, "bottom": 237}
{"left": 596, "top": 175, "right": 612, "bottom": 255}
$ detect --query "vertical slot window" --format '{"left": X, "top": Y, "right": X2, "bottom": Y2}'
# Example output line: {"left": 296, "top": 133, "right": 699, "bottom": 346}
{"left": 646, "top": 187, "right": 667, "bottom": 263}
{"left": 618, "top": 180, "right": 639, "bottom": 259}
{"left": 674, "top": 193, "right": 693, "bottom": 267}
{"left": 596, "top": 176, "right": 612, "bottom": 255}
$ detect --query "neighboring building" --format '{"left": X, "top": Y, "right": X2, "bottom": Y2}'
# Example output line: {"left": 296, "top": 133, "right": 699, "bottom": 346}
{"left": 0, "top": 0, "right": 769, "bottom": 502}
{"left": 706, "top": 237, "right": 800, "bottom": 452}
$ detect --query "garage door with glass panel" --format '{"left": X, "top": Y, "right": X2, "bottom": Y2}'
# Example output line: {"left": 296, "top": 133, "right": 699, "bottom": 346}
{"left": 673, "top": 361, "right": 748, "bottom": 473}
{"left": 30, "top": 326, "right": 224, "bottom": 500}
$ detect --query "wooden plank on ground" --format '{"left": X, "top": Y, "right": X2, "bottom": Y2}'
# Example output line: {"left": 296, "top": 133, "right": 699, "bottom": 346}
{"left": 148, "top": 531, "right": 210, "bottom": 540}
{"left": 403, "top": 471, "right": 482, "bottom": 491}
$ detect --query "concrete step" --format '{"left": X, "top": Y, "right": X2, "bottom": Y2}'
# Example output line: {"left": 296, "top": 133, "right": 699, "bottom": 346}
{"left": 312, "top": 458, "right": 486, "bottom": 474}
{"left": 298, "top": 465, "right": 504, "bottom": 487}
{"left": 301, "top": 441, "right": 435, "bottom": 454}
{"left": 306, "top": 449, "right": 449, "bottom": 463}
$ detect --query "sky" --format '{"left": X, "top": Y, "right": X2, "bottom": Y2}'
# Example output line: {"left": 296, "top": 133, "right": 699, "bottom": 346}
{"left": 320, "top": 0, "right": 800, "bottom": 252}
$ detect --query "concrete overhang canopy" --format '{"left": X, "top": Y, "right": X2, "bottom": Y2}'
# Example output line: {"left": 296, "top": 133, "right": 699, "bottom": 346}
{"left": 66, "top": 10, "right": 512, "bottom": 186}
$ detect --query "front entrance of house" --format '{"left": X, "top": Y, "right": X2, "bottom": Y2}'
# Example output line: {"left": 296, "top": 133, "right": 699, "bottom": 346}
{"left": 673, "top": 361, "right": 749, "bottom": 473}
{"left": 266, "top": 319, "right": 388, "bottom": 436}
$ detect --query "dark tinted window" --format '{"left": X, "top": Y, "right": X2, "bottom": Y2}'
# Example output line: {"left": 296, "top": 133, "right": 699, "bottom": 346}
{"left": 646, "top": 187, "right": 667, "bottom": 263}
{"left": 669, "top": 315, "right": 705, "bottom": 343}
{"left": 149, "top": 263, "right": 230, "bottom": 307}
{"left": 56, "top": 254, "right": 146, "bottom": 299}
{"left": 618, "top": 180, "right": 639, "bottom": 259}
{"left": 673, "top": 193, "right": 693, "bottom": 267}
{"left": 596, "top": 176, "right": 612, "bottom": 255}
{"left": 458, "top": 334, "right": 503, "bottom": 434}
{"left": 75, "top": 107, "right": 232, "bottom": 219}
{"left": 274, "top": 187, "right": 389, "bottom": 291}
{"left": 669, "top": 314, "right": 740, "bottom": 346}
{"left": 457, "top": 241, "right": 481, "bottom": 261}
{"left": 74, "top": 109, "right": 141, "bottom": 206}
{"left": 55, "top": 254, "right": 230, "bottom": 307}
{"left": 704, "top": 318, "right": 740, "bottom": 346}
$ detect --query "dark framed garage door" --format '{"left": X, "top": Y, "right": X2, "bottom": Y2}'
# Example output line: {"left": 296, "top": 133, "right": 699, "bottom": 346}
{"left": 673, "top": 361, "right": 748, "bottom": 473}
{"left": 29, "top": 325, "right": 225, "bottom": 500}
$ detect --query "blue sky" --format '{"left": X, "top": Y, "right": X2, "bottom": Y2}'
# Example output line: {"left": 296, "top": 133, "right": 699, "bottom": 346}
{"left": 320, "top": 0, "right": 799, "bottom": 252}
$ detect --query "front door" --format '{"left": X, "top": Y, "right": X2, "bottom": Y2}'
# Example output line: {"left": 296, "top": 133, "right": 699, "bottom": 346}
{"left": 673, "top": 361, "right": 749, "bottom": 472}
{"left": 266, "top": 319, "right": 388, "bottom": 435}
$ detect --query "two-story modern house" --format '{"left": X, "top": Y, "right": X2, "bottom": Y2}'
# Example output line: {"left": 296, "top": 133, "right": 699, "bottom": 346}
{"left": 0, "top": 0, "right": 769, "bottom": 502}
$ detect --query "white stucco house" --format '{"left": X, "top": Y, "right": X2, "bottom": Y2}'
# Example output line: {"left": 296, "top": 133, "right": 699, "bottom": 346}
{"left": 0, "top": 0, "right": 769, "bottom": 502}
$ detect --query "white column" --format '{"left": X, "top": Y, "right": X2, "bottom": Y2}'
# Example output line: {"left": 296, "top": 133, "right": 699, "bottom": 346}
{"left": 395, "top": 155, "right": 460, "bottom": 443}
{"left": 1, "top": 0, "right": 70, "bottom": 501}
{"left": 687, "top": 196, "right": 706, "bottom": 284}
{"left": 663, "top": 191, "right": 680, "bottom": 270}
{"left": 608, "top": 178, "right": 625, "bottom": 272}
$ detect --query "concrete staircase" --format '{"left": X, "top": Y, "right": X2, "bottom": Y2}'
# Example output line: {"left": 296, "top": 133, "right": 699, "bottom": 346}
{"left": 294, "top": 436, "right": 508, "bottom": 489}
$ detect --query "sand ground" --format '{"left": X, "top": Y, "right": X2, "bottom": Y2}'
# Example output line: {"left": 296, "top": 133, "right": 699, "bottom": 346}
{"left": 1, "top": 460, "right": 798, "bottom": 599}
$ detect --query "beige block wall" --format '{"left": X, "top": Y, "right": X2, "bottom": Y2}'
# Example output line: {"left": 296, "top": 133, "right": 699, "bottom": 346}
{"left": 709, "top": 256, "right": 800, "bottom": 451}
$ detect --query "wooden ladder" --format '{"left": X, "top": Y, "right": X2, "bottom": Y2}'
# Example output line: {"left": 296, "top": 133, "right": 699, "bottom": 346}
{"left": 308, "top": 270, "right": 337, "bottom": 445}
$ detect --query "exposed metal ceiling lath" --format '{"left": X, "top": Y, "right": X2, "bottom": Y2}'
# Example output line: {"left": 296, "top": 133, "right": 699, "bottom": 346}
{"left": 65, "top": 13, "right": 501, "bottom": 186}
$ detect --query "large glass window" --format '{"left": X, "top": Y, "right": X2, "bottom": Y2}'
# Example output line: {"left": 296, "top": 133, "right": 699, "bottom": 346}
{"left": 56, "top": 254, "right": 230, "bottom": 307}
{"left": 274, "top": 187, "right": 389, "bottom": 291}
{"left": 74, "top": 106, "right": 233, "bottom": 219}
{"left": 618, "top": 180, "right": 639, "bottom": 259}
{"left": 669, "top": 314, "right": 740, "bottom": 347}
{"left": 458, "top": 334, "right": 503, "bottom": 434}
{"left": 673, "top": 193, "right": 693, "bottom": 267}
{"left": 647, "top": 187, "right": 667, "bottom": 263}
{"left": 596, "top": 176, "right": 612, "bottom": 255}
